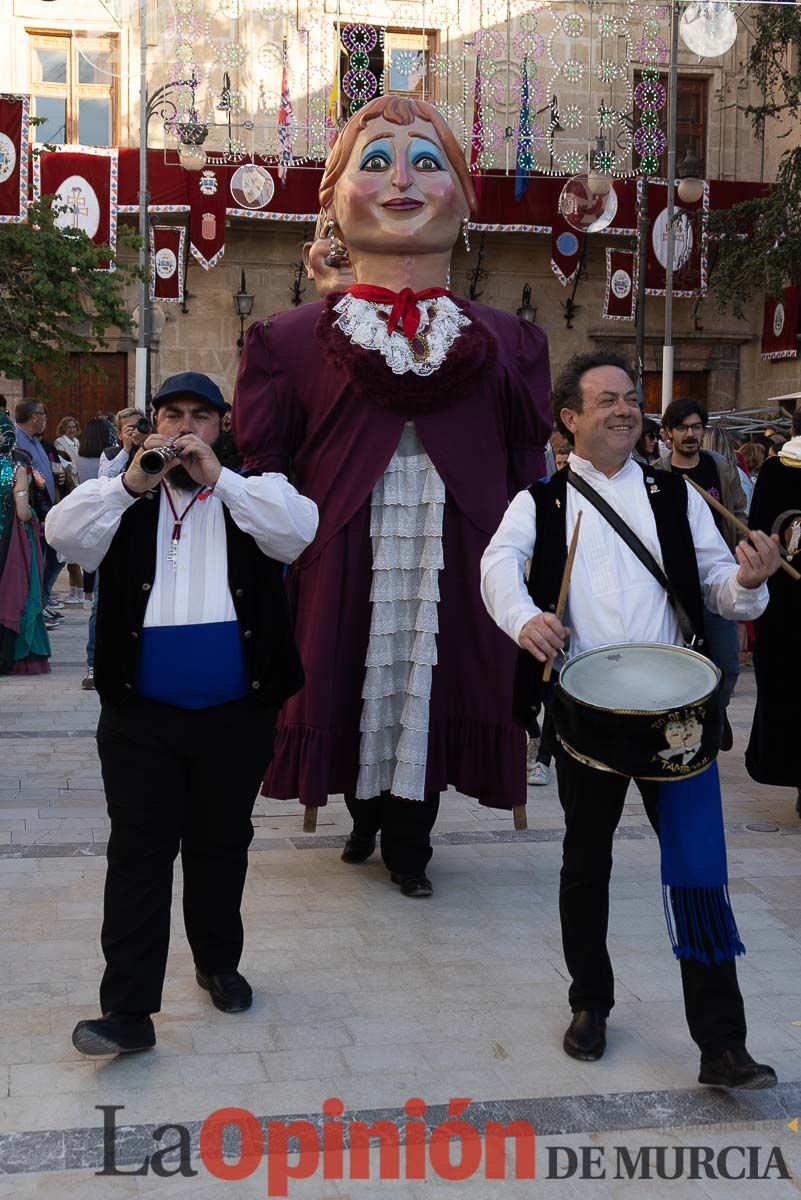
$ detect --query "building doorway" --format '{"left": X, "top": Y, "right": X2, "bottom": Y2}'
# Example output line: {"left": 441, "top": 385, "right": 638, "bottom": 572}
{"left": 32, "top": 352, "right": 128, "bottom": 440}
{"left": 642, "top": 370, "right": 708, "bottom": 415}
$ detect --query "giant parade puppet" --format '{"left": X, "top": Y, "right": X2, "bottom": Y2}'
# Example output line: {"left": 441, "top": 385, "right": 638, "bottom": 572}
{"left": 233, "top": 95, "right": 552, "bottom": 896}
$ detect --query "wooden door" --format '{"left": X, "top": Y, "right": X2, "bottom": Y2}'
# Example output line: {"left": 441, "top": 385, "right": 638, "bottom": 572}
{"left": 32, "top": 352, "right": 128, "bottom": 440}
{"left": 642, "top": 371, "right": 708, "bottom": 416}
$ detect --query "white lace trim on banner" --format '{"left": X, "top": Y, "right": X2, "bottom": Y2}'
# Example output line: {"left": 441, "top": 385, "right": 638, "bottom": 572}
{"left": 332, "top": 294, "right": 470, "bottom": 377}
{"left": 355, "top": 424, "right": 445, "bottom": 803}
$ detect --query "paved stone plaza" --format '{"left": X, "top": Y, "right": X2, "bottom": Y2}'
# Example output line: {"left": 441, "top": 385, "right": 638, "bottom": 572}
{"left": 0, "top": 598, "right": 800, "bottom": 1198}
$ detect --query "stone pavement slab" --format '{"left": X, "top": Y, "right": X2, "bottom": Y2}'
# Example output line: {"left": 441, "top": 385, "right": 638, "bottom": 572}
{"left": 0, "top": 595, "right": 800, "bottom": 1196}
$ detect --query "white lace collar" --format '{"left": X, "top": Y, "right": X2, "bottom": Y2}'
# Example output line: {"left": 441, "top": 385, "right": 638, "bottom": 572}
{"left": 332, "top": 293, "right": 470, "bottom": 377}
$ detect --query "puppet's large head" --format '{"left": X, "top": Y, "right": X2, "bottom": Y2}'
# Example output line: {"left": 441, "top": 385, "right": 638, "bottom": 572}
{"left": 319, "top": 96, "right": 477, "bottom": 259}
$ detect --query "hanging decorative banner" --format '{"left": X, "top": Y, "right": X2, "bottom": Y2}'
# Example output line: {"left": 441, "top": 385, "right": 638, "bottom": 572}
{"left": 149, "top": 225, "right": 186, "bottom": 303}
{"left": 33, "top": 145, "right": 118, "bottom": 269}
{"left": 643, "top": 180, "right": 708, "bottom": 298}
{"left": 761, "top": 286, "right": 799, "bottom": 361}
{"left": 0, "top": 94, "right": 29, "bottom": 224}
{"left": 551, "top": 215, "right": 582, "bottom": 286}
{"left": 603, "top": 248, "right": 637, "bottom": 321}
{"left": 188, "top": 168, "right": 226, "bottom": 269}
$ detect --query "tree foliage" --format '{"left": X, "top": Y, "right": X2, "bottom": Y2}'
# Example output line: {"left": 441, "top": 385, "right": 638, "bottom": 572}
{"left": 0, "top": 194, "right": 142, "bottom": 381}
{"left": 706, "top": 5, "right": 801, "bottom": 318}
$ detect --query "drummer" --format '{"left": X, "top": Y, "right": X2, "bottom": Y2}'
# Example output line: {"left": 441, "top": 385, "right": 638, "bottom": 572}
{"left": 480, "top": 350, "right": 781, "bottom": 1090}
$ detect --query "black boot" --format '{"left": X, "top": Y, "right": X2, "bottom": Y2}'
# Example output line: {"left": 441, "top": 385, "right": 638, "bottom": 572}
{"left": 341, "top": 832, "right": 376, "bottom": 864}
{"left": 563, "top": 1011, "right": 607, "bottom": 1061}
{"left": 72, "top": 1013, "right": 155, "bottom": 1057}
{"left": 698, "top": 1047, "right": 777, "bottom": 1090}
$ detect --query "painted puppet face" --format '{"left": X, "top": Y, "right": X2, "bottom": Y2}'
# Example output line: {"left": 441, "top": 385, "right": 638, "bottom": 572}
{"left": 330, "top": 118, "right": 468, "bottom": 256}
{"left": 663, "top": 721, "right": 686, "bottom": 751}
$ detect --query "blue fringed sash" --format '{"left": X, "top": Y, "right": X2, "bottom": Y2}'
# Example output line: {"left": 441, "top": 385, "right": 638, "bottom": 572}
{"left": 658, "top": 761, "right": 745, "bottom": 965}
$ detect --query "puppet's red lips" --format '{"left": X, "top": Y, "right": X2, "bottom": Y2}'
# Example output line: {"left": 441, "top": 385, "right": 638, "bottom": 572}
{"left": 382, "top": 198, "right": 424, "bottom": 210}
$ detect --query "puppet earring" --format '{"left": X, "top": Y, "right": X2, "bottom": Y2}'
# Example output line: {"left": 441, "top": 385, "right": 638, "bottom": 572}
{"left": 323, "top": 219, "right": 349, "bottom": 268}
{"left": 462, "top": 217, "right": 471, "bottom": 253}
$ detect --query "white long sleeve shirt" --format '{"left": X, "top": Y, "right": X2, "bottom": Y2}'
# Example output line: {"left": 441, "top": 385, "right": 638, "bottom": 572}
{"left": 480, "top": 452, "right": 769, "bottom": 657}
{"left": 98, "top": 447, "right": 128, "bottom": 479}
{"left": 45, "top": 469, "right": 318, "bottom": 628}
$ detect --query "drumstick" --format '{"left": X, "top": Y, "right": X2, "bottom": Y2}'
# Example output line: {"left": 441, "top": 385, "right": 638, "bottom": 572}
{"left": 685, "top": 478, "right": 801, "bottom": 582}
{"left": 542, "top": 510, "right": 582, "bottom": 684}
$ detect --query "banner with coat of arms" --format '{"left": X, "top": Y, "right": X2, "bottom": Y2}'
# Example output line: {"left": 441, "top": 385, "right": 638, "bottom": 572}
{"left": 603, "top": 248, "right": 637, "bottom": 321}
{"left": 33, "top": 145, "right": 118, "bottom": 270}
{"left": 149, "top": 225, "right": 186, "bottom": 302}
{"left": 550, "top": 215, "right": 582, "bottom": 286}
{"left": 188, "top": 168, "right": 226, "bottom": 270}
{"left": 642, "top": 180, "right": 707, "bottom": 299}
{"left": 761, "top": 286, "right": 799, "bottom": 361}
{"left": 0, "top": 94, "right": 29, "bottom": 223}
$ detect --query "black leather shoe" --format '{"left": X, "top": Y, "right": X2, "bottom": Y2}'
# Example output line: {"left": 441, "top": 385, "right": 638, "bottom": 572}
{"left": 341, "top": 833, "right": 376, "bottom": 864}
{"left": 196, "top": 969, "right": 253, "bottom": 1013}
{"left": 698, "top": 1047, "right": 777, "bottom": 1090}
{"left": 563, "top": 1011, "right": 607, "bottom": 1061}
{"left": 72, "top": 1013, "right": 155, "bottom": 1057}
{"left": 390, "top": 872, "right": 433, "bottom": 898}
{"left": 795, "top": 788, "right": 801, "bottom": 821}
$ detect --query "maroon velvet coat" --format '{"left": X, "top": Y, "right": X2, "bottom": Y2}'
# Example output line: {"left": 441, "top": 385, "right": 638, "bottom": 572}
{"left": 232, "top": 296, "right": 551, "bottom": 810}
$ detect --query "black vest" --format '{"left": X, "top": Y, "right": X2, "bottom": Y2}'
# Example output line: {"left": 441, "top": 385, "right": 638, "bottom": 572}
{"left": 512, "top": 463, "right": 705, "bottom": 727}
{"left": 94, "top": 488, "right": 304, "bottom": 710}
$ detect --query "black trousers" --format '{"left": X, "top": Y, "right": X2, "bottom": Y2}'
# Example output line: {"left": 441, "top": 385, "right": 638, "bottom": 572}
{"left": 96, "top": 696, "right": 275, "bottom": 1015}
{"left": 555, "top": 747, "right": 747, "bottom": 1058}
{"left": 345, "top": 793, "right": 440, "bottom": 878}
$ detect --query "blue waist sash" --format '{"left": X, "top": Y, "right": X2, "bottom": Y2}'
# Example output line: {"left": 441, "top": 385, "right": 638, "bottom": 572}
{"left": 135, "top": 621, "right": 249, "bottom": 709}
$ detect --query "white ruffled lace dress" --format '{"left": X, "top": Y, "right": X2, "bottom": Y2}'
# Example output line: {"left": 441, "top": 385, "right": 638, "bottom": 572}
{"left": 335, "top": 294, "right": 468, "bottom": 804}
{"left": 355, "top": 422, "right": 445, "bottom": 803}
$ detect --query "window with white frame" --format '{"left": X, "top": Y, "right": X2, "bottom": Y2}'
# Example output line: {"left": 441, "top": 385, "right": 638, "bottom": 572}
{"left": 29, "top": 31, "right": 118, "bottom": 147}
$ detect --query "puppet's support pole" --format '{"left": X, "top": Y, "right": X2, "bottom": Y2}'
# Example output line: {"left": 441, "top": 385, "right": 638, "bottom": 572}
{"left": 303, "top": 805, "right": 318, "bottom": 833}
{"left": 513, "top": 805, "right": 528, "bottom": 831}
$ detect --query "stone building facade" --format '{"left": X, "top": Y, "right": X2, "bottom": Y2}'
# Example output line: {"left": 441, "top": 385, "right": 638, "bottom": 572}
{"left": 2, "top": 0, "right": 799, "bottom": 420}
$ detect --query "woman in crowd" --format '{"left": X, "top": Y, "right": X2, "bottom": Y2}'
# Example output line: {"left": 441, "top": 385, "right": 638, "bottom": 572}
{"left": 53, "top": 416, "right": 84, "bottom": 604}
{"left": 741, "top": 441, "right": 766, "bottom": 486}
{"left": 634, "top": 416, "right": 661, "bottom": 465}
{"left": 54, "top": 417, "right": 80, "bottom": 478}
{"left": 703, "top": 425, "right": 754, "bottom": 514}
{"left": 0, "top": 413, "right": 51, "bottom": 674}
{"left": 74, "top": 418, "right": 116, "bottom": 608}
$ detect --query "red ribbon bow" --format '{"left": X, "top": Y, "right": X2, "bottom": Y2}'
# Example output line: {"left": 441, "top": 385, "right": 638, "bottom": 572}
{"left": 346, "top": 284, "right": 451, "bottom": 341}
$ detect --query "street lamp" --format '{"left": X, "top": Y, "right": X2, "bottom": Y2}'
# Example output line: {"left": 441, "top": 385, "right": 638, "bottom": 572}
{"left": 677, "top": 145, "right": 706, "bottom": 204}
{"left": 234, "top": 270, "right": 255, "bottom": 351}
{"left": 517, "top": 284, "right": 538, "bottom": 323}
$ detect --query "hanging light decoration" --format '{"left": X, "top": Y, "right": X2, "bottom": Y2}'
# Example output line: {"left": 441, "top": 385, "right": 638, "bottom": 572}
{"left": 679, "top": 2, "right": 738, "bottom": 58}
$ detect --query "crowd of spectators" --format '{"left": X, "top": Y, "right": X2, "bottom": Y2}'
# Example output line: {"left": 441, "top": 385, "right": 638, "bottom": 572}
{"left": 0, "top": 397, "right": 129, "bottom": 678}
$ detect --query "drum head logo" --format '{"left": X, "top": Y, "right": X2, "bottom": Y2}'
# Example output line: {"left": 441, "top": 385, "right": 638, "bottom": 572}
{"left": 0, "top": 133, "right": 16, "bottom": 185}
{"left": 53, "top": 175, "right": 101, "bottom": 239}
{"left": 611, "top": 269, "right": 631, "bottom": 299}
{"left": 773, "top": 303, "right": 785, "bottom": 337}
{"left": 155, "top": 248, "right": 177, "bottom": 279}
{"left": 657, "top": 714, "right": 703, "bottom": 766}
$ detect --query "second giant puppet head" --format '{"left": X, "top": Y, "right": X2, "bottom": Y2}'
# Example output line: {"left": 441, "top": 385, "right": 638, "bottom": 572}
{"left": 319, "top": 96, "right": 478, "bottom": 270}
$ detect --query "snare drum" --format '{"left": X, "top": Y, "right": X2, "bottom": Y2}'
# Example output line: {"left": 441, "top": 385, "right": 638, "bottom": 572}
{"left": 552, "top": 642, "right": 721, "bottom": 781}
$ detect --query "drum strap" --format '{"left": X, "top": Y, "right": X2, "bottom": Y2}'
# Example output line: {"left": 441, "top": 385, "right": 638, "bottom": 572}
{"left": 566, "top": 468, "right": 699, "bottom": 648}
